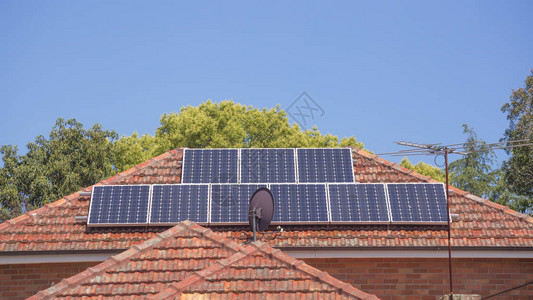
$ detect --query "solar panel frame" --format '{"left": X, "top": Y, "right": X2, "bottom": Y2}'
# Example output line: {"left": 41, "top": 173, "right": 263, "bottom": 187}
{"left": 87, "top": 185, "right": 152, "bottom": 227}
{"left": 240, "top": 148, "right": 297, "bottom": 183}
{"left": 209, "top": 183, "right": 268, "bottom": 225}
{"left": 181, "top": 149, "right": 239, "bottom": 183}
{"left": 149, "top": 183, "right": 210, "bottom": 226}
{"left": 297, "top": 148, "right": 356, "bottom": 183}
{"left": 269, "top": 183, "right": 330, "bottom": 224}
{"left": 327, "top": 183, "right": 390, "bottom": 224}
{"left": 386, "top": 182, "right": 448, "bottom": 225}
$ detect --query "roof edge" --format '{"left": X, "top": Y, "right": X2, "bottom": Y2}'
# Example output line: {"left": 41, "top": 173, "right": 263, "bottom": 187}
{"left": 350, "top": 147, "right": 533, "bottom": 224}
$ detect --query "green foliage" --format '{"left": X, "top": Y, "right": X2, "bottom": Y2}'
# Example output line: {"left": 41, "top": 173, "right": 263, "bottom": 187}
{"left": 445, "top": 124, "right": 531, "bottom": 214}
{"left": 112, "top": 100, "right": 365, "bottom": 172}
{"left": 399, "top": 158, "right": 445, "bottom": 182}
{"left": 489, "top": 169, "right": 531, "bottom": 213}
{"left": 153, "top": 100, "right": 364, "bottom": 153}
{"left": 0, "top": 118, "right": 117, "bottom": 222}
{"left": 449, "top": 124, "right": 497, "bottom": 200}
{"left": 113, "top": 133, "right": 156, "bottom": 172}
{"left": 501, "top": 70, "right": 533, "bottom": 199}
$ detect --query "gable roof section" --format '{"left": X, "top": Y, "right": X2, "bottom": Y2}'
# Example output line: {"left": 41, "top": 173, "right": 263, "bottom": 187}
{"left": 30, "top": 221, "right": 377, "bottom": 300}
{"left": 153, "top": 240, "right": 377, "bottom": 300}
{"left": 0, "top": 147, "right": 532, "bottom": 254}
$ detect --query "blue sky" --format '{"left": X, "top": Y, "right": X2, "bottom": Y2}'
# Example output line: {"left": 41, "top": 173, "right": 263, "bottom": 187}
{"left": 1, "top": 1, "right": 531, "bottom": 166}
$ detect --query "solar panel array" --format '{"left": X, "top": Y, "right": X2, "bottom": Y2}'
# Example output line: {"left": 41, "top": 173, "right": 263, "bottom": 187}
{"left": 181, "top": 148, "right": 355, "bottom": 184}
{"left": 88, "top": 182, "right": 448, "bottom": 226}
{"left": 88, "top": 148, "right": 448, "bottom": 227}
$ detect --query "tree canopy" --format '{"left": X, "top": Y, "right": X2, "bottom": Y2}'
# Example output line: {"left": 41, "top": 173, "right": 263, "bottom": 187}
{"left": 0, "top": 119, "right": 117, "bottom": 222}
{"left": 114, "top": 101, "right": 364, "bottom": 172}
{"left": 501, "top": 70, "right": 533, "bottom": 199}
{"left": 449, "top": 124, "right": 497, "bottom": 200}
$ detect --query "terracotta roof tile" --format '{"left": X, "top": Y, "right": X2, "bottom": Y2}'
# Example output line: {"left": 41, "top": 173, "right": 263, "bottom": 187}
{"left": 30, "top": 221, "right": 376, "bottom": 299}
{"left": 151, "top": 238, "right": 378, "bottom": 300}
{"left": 1, "top": 147, "right": 532, "bottom": 253}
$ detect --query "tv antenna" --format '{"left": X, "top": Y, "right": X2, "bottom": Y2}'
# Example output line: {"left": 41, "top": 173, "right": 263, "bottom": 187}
{"left": 248, "top": 187, "right": 275, "bottom": 242}
{"left": 377, "top": 138, "right": 533, "bottom": 296}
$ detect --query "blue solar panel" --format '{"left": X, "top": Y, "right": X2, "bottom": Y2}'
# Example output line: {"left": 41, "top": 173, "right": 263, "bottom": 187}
{"left": 270, "top": 184, "right": 329, "bottom": 222}
{"left": 387, "top": 183, "right": 448, "bottom": 223}
{"left": 88, "top": 185, "right": 150, "bottom": 226}
{"left": 241, "top": 149, "right": 296, "bottom": 183}
{"left": 297, "top": 148, "right": 354, "bottom": 183}
{"left": 182, "top": 149, "right": 238, "bottom": 183}
{"left": 328, "top": 183, "right": 389, "bottom": 222}
{"left": 150, "top": 184, "right": 209, "bottom": 224}
{"left": 210, "top": 184, "right": 267, "bottom": 223}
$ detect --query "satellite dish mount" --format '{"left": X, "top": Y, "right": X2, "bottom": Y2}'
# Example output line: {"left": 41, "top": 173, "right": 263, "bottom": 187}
{"left": 248, "top": 188, "right": 275, "bottom": 242}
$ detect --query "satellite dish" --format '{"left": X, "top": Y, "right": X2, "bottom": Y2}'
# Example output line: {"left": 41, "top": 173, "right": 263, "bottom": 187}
{"left": 248, "top": 187, "right": 275, "bottom": 241}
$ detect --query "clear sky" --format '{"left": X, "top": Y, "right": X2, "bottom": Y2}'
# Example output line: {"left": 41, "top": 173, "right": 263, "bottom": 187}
{"left": 1, "top": 1, "right": 531, "bottom": 166}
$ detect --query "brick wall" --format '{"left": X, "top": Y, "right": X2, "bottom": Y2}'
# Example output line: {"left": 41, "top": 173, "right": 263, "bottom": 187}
{"left": 1, "top": 258, "right": 532, "bottom": 299}
{"left": 0, "top": 262, "right": 98, "bottom": 300}
{"left": 304, "top": 257, "right": 533, "bottom": 300}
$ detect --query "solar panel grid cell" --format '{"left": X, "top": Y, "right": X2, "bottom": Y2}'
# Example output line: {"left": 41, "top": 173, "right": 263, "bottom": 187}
{"left": 88, "top": 185, "right": 150, "bottom": 226}
{"left": 328, "top": 184, "right": 389, "bottom": 222}
{"left": 240, "top": 149, "right": 296, "bottom": 183}
{"left": 150, "top": 184, "right": 209, "bottom": 224}
{"left": 297, "top": 148, "right": 354, "bottom": 183}
{"left": 270, "top": 184, "right": 329, "bottom": 223}
{"left": 210, "top": 184, "right": 267, "bottom": 223}
{"left": 182, "top": 149, "right": 238, "bottom": 183}
{"left": 387, "top": 183, "right": 447, "bottom": 223}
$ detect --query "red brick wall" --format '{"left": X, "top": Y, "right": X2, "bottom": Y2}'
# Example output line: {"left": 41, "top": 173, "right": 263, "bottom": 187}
{"left": 1, "top": 258, "right": 532, "bottom": 299}
{"left": 304, "top": 257, "right": 533, "bottom": 300}
{"left": 0, "top": 262, "right": 98, "bottom": 300}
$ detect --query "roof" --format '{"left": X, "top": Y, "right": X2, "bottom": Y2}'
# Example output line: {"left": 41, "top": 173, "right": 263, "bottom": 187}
{"left": 1, "top": 147, "right": 532, "bottom": 253}
{"left": 30, "top": 221, "right": 377, "bottom": 300}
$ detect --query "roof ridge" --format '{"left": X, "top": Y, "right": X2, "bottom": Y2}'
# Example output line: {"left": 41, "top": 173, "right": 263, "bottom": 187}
{"left": 350, "top": 147, "right": 533, "bottom": 224}
{"left": 152, "top": 240, "right": 379, "bottom": 300}
{"left": 28, "top": 220, "right": 242, "bottom": 299}
{"left": 0, "top": 147, "right": 184, "bottom": 232}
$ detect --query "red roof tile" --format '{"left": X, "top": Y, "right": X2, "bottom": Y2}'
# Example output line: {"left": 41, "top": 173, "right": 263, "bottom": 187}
{"left": 0, "top": 147, "right": 532, "bottom": 253}
{"left": 154, "top": 240, "right": 378, "bottom": 299}
{"left": 30, "top": 221, "right": 377, "bottom": 300}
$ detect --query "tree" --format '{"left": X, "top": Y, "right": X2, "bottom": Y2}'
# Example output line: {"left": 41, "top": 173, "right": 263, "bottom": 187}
{"left": 501, "top": 70, "right": 533, "bottom": 199}
{"left": 0, "top": 118, "right": 117, "bottom": 222}
{"left": 107, "top": 100, "right": 365, "bottom": 172}
{"left": 489, "top": 169, "right": 531, "bottom": 214}
{"left": 448, "top": 124, "right": 496, "bottom": 200}
{"left": 153, "top": 100, "right": 364, "bottom": 152}
{"left": 399, "top": 158, "right": 445, "bottom": 182}
{"left": 113, "top": 133, "right": 156, "bottom": 172}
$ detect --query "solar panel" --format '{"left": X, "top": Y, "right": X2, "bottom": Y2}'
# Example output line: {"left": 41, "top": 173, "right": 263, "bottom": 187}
{"left": 387, "top": 183, "right": 448, "bottom": 223}
{"left": 150, "top": 184, "right": 209, "bottom": 225}
{"left": 328, "top": 183, "right": 390, "bottom": 223}
{"left": 182, "top": 149, "right": 238, "bottom": 183}
{"left": 270, "top": 184, "right": 329, "bottom": 223}
{"left": 240, "top": 149, "right": 296, "bottom": 183}
{"left": 210, "top": 184, "right": 267, "bottom": 224}
{"left": 88, "top": 185, "right": 151, "bottom": 226}
{"left": 297, "top": 148, "right": 354, "bottom": 183}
